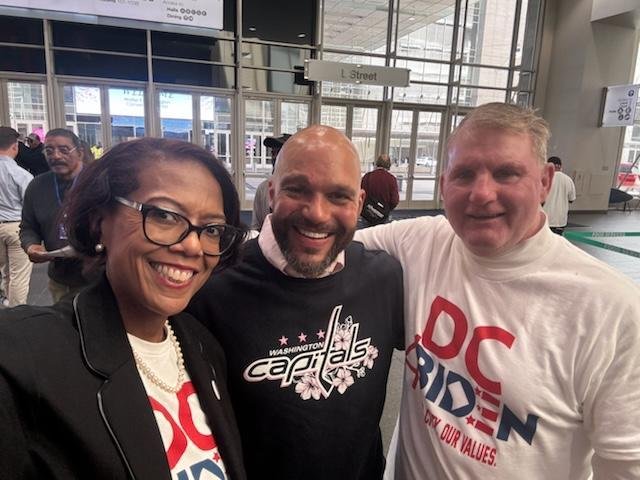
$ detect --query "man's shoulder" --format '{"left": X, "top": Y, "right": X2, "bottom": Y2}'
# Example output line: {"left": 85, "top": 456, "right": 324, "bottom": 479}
{"left": 198, "top": 240, "right": 268, "bottom": 287}
{"left": 25, "top": 171, "right": 53, "bottom": 189}
{"left": 346, "top": 240, "right": 403, "bottom": 272}
{"left": 557, "top": 171, "right": 575, "bottom": 183}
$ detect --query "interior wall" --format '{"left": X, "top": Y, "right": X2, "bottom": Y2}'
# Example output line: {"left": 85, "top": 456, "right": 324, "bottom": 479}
{"left": 591, "top": 0, "right": 639, "bottom": 23}
{"left": 535, "top": 0, "right": 638, "bottom": 211}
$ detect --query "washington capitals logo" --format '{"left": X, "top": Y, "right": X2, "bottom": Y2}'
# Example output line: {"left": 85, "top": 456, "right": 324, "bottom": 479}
{"left": 243, "top": 305, "right": 379, "bottom": 399}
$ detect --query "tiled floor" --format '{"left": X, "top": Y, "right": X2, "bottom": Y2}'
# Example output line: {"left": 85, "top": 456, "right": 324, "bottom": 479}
{"left": 565, "top": 210, "right": 640, "bottom": 282}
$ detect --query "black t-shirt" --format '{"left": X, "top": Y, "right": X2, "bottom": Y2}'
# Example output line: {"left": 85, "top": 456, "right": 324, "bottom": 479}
{"left": 188, "top": 240, "right": 404, "bottom": 480}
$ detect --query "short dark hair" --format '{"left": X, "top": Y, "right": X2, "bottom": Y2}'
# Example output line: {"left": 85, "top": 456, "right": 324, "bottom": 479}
{"left": 45, "top": 128, "right": 82, "bottom": 149}
{"left": 64, "top": 137, "right": 244, "bottom": 271}
{"left": 0, "top": 126, "right": 19, "bottom": 150}
{"left": 547, "top": 156, "right": 562, "bottom": 167}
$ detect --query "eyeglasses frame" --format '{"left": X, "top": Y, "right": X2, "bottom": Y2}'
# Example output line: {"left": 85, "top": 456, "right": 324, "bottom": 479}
{"left": 113, "top": 196, "right": 239, "bottom": 257}
{"left": 44, "top": 145, "right": 78, "bottom": 156}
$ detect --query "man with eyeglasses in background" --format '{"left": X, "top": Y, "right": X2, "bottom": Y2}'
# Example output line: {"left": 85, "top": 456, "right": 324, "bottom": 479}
{"left": 20, "top": 129, "right": 89, "bottom": 303}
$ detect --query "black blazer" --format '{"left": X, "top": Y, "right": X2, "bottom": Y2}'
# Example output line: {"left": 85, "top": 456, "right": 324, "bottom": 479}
{"left": 0, "top": 276, "right": 246, "bottom": 480}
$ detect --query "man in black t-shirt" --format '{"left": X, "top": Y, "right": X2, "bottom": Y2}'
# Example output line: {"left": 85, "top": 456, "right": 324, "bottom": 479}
{"left": 189, "top": 125, "right": 404, "bottom": 480}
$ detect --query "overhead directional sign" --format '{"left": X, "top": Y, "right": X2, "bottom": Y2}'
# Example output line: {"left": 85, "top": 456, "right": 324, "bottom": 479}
{"left": 0, "top": 0, "right": 223, "bottom": 30}
{"left": 305, "top": 59, "right": 410, "bottom": 87}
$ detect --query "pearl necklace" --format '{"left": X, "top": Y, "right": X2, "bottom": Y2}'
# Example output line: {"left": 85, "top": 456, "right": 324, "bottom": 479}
{"left": 131, "top": 321, "right": 186, "bottom": 393}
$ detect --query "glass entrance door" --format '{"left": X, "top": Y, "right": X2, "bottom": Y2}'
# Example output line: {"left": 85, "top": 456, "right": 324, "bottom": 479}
{"left": 63, "top": 83, "right": 148, "bottom": 154}
{"left": 390, "top": 108, "right": 443, "bottom": 206}
{"left": 242, "top": 97, "right": 311, "bottom": 207}
{"left": 321, "top": 102, "right": 380, "bottom": 175}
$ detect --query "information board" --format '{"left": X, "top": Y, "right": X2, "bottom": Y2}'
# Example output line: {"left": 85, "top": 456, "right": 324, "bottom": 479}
{"left": 0, "top": 0, "right": 223, "bottom": 30}
{"left": 600, "top": 84, "right": 640, "bottom": 127}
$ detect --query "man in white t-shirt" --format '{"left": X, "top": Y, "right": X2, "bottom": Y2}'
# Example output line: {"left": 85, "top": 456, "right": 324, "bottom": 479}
{"left": 542, "top": 156, "right": 576, "bottom": 234}
{"left": 356, "top": 102, "right": 640, "bottom": 479}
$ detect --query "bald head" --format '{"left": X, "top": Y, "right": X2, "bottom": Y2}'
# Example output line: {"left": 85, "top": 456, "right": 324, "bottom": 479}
{"left": 267, "top": 124, "right": 365, "bottom": 278}
{"left": 273, "top": 125, "right": 361, "bottom": 182}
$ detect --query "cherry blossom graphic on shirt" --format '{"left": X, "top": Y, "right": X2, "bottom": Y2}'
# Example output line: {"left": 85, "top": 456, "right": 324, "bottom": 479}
{"left": 244, "top": 305, "right": 379, "bottom": 400}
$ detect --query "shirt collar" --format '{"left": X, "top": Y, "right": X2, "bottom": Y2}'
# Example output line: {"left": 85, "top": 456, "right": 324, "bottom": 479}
{"left": 258, "top": 215, "right": 345, "bottom": 278}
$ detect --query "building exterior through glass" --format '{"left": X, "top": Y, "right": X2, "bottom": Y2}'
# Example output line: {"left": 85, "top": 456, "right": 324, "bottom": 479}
{"left": 0, "top": 0, "right": 543, "bottom": 210}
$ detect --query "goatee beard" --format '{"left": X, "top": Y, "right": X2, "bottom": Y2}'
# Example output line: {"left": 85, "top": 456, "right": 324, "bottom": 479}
{"left": 282, "top": 243, "right": 341, "bottom": 278}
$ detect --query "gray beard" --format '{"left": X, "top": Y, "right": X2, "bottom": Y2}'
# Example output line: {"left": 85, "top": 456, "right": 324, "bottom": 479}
{"left": 282, "top": 243, "right": 340, "bottom": 278}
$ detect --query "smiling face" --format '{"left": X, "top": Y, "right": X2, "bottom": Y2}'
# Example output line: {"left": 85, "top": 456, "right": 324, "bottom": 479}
{"left": 100, "top": 158, "right": 224, "bottom": 322}
{"left": 44, "top": 134, "right": 84, "bottom": 180}
{"left": 269, "top": 126, "right": 364, "bottom": 277}
{"left": 440, "top": 127, "right": 553, "bottom": 257}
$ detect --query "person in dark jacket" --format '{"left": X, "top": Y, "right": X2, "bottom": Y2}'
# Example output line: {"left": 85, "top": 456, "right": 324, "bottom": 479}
{"left": 0, "top": 138, "right": 247, "bottom": 479}
{"left": 15, "top": 132, "right": 49, "bottom": 176}
{"left": 360, "top": 153, "right": 400, "bottom": 226}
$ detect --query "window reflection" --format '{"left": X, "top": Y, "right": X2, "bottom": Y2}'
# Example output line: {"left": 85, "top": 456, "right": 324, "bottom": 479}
{"left": 389, "top": 110, "right": 414, "bottom": 202}
{"left": 413, "top": 111, "right": 442, "bottom": 201}
{"left": 201, "top": 96, "right": 233, "bottom": 171}
{"left": 8, "top": 82, "right": 48, "bottom": 138}
{"left": 160, "top": 92, "right": 193, "bottom": 142}
{"left": 109, "top": 88, "right": 145, "bottom": 146}
{"left": 64, "top": 85, "right": 103, "bottom": 147}
{"left": 352, "top": 108, "right": 378, "bottom": 173}
{"left": 320, "top": 105, "right": 347, "bottom": 134}
{"left": 244, "top": 99, "right": 274, "bottom": 200}
{"left": 281, "top": 102, "right": 309, "bottom": 135}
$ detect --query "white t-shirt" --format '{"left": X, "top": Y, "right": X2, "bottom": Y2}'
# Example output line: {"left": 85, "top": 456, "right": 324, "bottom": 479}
{"left": 356, "top": 216, "right": 640, "bottom": 479}
{"left": 543, "top": 170, "right": 576, "bottom": 227}
{"left": 128, "top": 332, "right": 228, "bottom": 480}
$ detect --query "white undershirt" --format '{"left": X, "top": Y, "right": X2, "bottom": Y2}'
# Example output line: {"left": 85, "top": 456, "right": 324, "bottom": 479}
{"left": 127, "top": 332, "right": 228, "bottom": 480}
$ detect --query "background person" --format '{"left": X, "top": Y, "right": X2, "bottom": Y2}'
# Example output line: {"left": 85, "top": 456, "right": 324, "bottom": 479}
{"left": 251, "top": 133, "right": 290, "bottom": 230}
{"left": 16, "top": 132, "right": 49, "bottom": 176}
{"left": 356, "top": 102, "right": 640, "bottom": 479}
{"left": 0, "top": 126, "right": 33, "bottom": 306}
{"left": 542, "top": 156, "right": 576, "bottom": 235}
{"left": 360, "top": 153, "right": 400, "bottom": 226}
{"left": 189, "top": 125, "right": 404, "bottom": 480}
{"left": 19, "top": 128, "right": 88, "bottom": 302}
{"left": 81, "top": 139, "right": 96, "bottom": 164}
{"left": 0, "top": 138, "right": 247, "bottom": 479}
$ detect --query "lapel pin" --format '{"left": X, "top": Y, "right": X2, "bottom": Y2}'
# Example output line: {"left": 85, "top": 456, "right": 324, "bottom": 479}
{"left": 211, "top": 379, "right": 221, "bottom": 400}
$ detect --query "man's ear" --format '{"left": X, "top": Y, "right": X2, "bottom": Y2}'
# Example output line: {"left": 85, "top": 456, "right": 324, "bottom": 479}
{"left": 268, "top": 179, "right": 275, "bottom": 210}
{"left": 357, "top": 188, "right": 365, "bottom": 215}
{"left": 540, "top": 162, "right": 555, "bottom": 203}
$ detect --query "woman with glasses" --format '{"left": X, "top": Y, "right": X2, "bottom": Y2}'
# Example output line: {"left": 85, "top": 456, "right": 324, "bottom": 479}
{"left": 0, "top": 138, "right": 247, "bottom": 479}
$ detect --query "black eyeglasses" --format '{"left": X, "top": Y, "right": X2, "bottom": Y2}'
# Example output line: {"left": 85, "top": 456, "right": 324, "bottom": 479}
{"left": 114, "top": 196, "right": 240, "bottom": 256}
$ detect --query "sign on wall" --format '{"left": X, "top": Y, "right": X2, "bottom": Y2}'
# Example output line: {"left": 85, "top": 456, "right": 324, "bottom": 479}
{"left": 600, "top": 84, "right": 640, "bottom": 127}
{"left": 0, "top": 0, "right": 223, "bottom": 30}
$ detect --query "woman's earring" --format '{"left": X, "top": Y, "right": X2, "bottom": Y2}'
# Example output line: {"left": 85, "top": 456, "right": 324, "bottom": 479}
{"left": 95, "top": 243, "right": 105, "bottom": 254}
